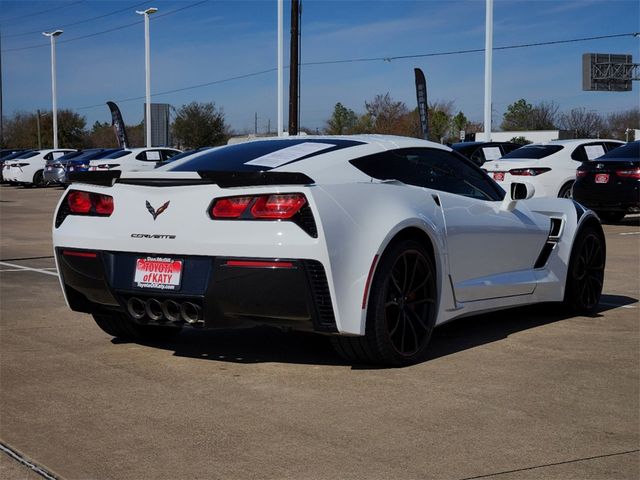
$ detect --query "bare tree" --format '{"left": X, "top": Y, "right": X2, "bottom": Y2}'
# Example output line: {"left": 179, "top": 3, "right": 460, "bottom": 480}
{"left": 365, "top": 93, "right": 409, "bottom": 134}
{"left": 559, "top": 108, "right": 604, "bottom": 138}
{"left": 530, "top": 101, "right": 558, "bottom": 130}
{"left": 606, "top": 108, "right": 639, "bottom": 140}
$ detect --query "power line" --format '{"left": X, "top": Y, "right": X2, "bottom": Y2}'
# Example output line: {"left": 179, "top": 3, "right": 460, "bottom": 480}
{"left": 0, "top": 1, "right": 86, "bottom": 23}
{"left": 2, "top": 1, "right": 150, "bottom": 39}
{"left": 75, "top": 68, "right": 278, "bottom": 110}
{"left": 1, "top": 1, "right": 209, "bottom": 53}
{"left": 67, "top": 31, "right": 639, "bottom": 111}
{"left": 304, "top": 32, "right": 639, "bottom": 66}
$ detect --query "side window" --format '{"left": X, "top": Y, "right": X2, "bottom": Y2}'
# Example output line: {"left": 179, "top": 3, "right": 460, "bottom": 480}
{"left": 572, "top": 144, "right": 605, "bottom": 161}
{"left": 469, "top": 148, "right": 485, "bottom": 166}
{"left": 162, "top": 150, "right": 179, "bottom": 161}
{"left": 604, "top": 142, "right": 623, "bottom": 152}
{"left": 137, "top": 150, "right": 162, "bottom": 162}
{"left": 350, "top": 148, "right": 504, "bottom": 201}
{"left": 414, "top": 149, "right": 503, "bottom": 200}
{"left": 44, "top": 152, "right": 53, "bottom": 161}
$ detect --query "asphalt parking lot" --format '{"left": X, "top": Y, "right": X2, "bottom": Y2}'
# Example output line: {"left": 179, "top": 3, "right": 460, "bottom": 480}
{"left": 1, "top": 184, "right": 638, "bottom": 480}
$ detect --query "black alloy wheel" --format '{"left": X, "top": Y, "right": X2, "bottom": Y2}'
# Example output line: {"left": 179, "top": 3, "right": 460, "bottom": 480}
{"left": 331, "top": 239, "right": 437, "bottom": 366}
{"left": 564, "top": 226, "right": 605, "bottom": 313}
{"left": 384, "top": 249, "right": 436, "bottom": 357}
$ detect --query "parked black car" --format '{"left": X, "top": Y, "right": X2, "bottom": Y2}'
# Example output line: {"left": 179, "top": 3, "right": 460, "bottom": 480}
{"left": 573, "top": 141, "right": 639, "bottom": 223}
{"left": 450, "top": 141, "right": 522, "bottom": 167}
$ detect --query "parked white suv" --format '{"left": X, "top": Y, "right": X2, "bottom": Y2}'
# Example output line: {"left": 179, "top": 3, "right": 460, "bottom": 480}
{"left": 483, "top": 139, "right": 624, "bottom": 198}
{"left": 88, "top": 147, "right": 181, "bottom": 172}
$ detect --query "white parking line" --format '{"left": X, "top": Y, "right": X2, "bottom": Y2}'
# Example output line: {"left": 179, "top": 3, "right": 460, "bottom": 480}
{"left": 619, "top": 232, "right": 640, "bottom": 236}
{"left": 0, "top": 261, "right": 58, "bottom": 277}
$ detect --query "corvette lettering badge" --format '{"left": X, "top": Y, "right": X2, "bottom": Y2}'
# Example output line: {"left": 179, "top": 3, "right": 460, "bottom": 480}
{"left": 146, "top": 200, "right": 170, "bottom": 220}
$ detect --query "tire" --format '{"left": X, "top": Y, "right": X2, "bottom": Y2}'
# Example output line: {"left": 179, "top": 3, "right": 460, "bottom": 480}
{"left": 31, "top": 170, "right": 46, "bottom": 188}
{"left": 597, "top": 211, "right": 625, "bottom": 224}
{"left": 563, "top": 225, "right": 606, "bottom": 314}
{"left": 558, "top": 181, "right": 574, "bottom": 199}
{"left": 331, "top": 239, "right": 437, "bottom": 367}
{"left": 92, "top": 312, "right": 182, "bottom": 342}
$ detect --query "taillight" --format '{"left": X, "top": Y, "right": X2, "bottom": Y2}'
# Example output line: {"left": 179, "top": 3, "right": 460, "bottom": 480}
{"left": 211, "top": 196, "right": 253, "bottom": 218}
{"left": 94, "top": 194, "right": 114, "bottom": 214}
{"left": 210, "top": 193, "right": 307, "bottom": 220}
{"left": 616, "top": 168, "right": 640, "bottom": 179}
{"left": 576, "top": 169, "right": 588, "bottom": 178}
{"left": 509, "top": 168, "right": 551, "bottom": 176}
{"left": 68, "top": 191, "right": 92, "bottom": 213}
{"left": 66, "top": 190, "right": 114, "bottom": 216}
{"left": 250, "top": 194, "right": 306, "bottom": 219}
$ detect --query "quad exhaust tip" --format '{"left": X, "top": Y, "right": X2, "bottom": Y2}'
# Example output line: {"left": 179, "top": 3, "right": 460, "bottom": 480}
{"left": 180, "top": 302, "right": 202, "bottom": 324}
{"left": 126, "top": 297, "right": 203, "bottom": 324}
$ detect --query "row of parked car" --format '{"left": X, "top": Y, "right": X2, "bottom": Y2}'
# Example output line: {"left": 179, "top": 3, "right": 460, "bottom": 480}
{"left": 0, "top": 147, "right": 185, "bottom": 187}
{"left": 2, "top": 138, "right": 638, "bottom": 221}
{"left": 454, "top": 138, "right": 637, "bottom": 222}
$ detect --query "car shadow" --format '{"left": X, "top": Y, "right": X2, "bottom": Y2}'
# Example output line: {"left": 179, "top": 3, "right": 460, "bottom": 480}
{"left": 122, "top": 294, "right": 638, "bottom": 369}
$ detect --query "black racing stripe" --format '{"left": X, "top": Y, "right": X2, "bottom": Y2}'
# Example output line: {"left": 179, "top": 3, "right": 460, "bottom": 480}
{"left": 169, "top": 139, "right": 365, "bottom": 173}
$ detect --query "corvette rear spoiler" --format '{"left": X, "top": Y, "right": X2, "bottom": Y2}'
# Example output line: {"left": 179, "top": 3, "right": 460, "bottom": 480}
{"left": 68, "top": 170, "right": 315, "bottom": 188}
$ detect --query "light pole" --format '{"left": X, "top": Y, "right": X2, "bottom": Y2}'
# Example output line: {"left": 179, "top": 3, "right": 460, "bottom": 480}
{"left": 277, "top": 0, "right": 283, "bottom": 137}
{"left": 483, "top": 0, "right": 493, "bottom": 142}
{"left": 136, "top": 7, "right": 157, "bottom": 148}
{"left": 42, "top": 29, "right": 63, "bottom": 148}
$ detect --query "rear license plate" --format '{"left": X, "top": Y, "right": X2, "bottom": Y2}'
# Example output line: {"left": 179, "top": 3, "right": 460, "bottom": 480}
{"left": 493, "top": 172, "right": 505, "bottom": 181}
{"left": 134, "top": 257, "right": 183, "bottom": 291}
{"left": 595, "top": 173, "right": 609, "bottom": 184}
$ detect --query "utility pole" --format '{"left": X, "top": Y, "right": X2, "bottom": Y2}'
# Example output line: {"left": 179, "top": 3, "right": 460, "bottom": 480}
{"left": 254, "top": 112, "right": 258, "bottom": 135}
{"left": 267, "top": 119, "right": 271, "bottom": 135}
{"left": 288, "top": 0, "right": 300, "bottom": 135}
{"left": 36, "top": 109, "right": 42, "bottom": 149}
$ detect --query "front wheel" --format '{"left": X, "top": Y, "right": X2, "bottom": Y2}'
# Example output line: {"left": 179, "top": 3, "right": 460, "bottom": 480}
{"left": 332, "top": 239, "right": 437, "bottom": 366}
{"left": 564, "top": 226, "right": 606, "bottom": 313}
{"left": 92, "top": 313, "right": 182, "bottom": 342}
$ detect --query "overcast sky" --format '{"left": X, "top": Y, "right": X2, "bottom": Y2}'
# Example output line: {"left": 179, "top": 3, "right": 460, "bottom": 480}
{"left": 1, "top": 0, "right": 639, "bottom": 133}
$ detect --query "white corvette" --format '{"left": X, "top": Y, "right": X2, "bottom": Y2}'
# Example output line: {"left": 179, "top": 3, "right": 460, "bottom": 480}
{"left": 483, "top": 139, "right": 624, "bottom": 198}
{"left": 53, "top": 135, "right": 606, "bottom": 366}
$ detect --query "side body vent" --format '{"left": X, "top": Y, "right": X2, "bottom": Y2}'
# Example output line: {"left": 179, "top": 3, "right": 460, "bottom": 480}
{"left": 534, "top": 218, "right": 564, "bottom": 269}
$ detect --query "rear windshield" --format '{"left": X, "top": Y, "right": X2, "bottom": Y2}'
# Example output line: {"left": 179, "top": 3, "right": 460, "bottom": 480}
{"left": 168, "top": 139, "right": 364, "bottom": 172}
{"left": 57, "top": 151, "right": 85, "bottom": 161}
{"left": 2, "top": 150, "right": 33, "bottom": 160}
{"left": 102, "top": 150, "right": 131, "bottom": 159}
{"left": 598, "top": 142, "right": 639, "bottom": 160}
{"left": 16, "top": 151, "right": 39, "bottom": 159}
{"left": 501, "top": 145, "right": 563, "bottom": 159}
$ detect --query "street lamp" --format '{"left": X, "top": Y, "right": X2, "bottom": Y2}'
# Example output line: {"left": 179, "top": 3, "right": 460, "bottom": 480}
{"left": 42, "top": 29, "right": 63, "bottom": 148}
{"left": 136, "top": 7, "right": 158, "bottom": 148}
